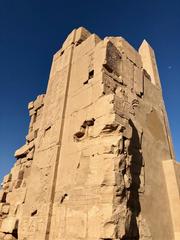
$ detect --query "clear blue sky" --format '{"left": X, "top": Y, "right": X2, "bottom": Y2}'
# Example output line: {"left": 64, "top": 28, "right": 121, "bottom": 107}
{"left": 0, "top": 0, "right": 180, "bottom": 182}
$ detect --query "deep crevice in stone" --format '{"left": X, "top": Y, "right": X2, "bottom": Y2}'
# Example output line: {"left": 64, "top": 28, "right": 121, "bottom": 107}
{"left": 31, "top": 210, "right": 37, "bottom": 216}
{"left": 60, "top": 193, "right": 68, "bottom": 204}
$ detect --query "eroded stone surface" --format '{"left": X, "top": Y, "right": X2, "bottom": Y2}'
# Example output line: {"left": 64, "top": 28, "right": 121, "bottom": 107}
{"left": 0, "top": 27, "right": 179, "bottom": 240}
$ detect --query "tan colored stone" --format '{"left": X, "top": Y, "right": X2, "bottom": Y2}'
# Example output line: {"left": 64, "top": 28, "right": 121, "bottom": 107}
{"left": 33, "top": 94, "right": 44, "bottom": 111}
{"left": 0, "top": 27, "right": 178, "bottom": 240}
{"left": 1, "top": 204, "right": 9, "bottom": 215}
{"left": 3, "top": 175, "right": 11, "bottom": 184}
{"left": 0, "top": 217, "right": 16, "bottom": 233}
{"left": 26, "top": 131, "right": 35, "bottom": 142}
{"left": 66, "top": 208, "right": 87, "bottom": 238}
{"left": 6, "top": 188, "right": 26, "bottom": 205}
{"left": 0, "top": 232, "right": 5, "bottom": 239}
{"left": 74, "top": 27, "right": 91, "bottom": 45}
{"left": 4, "top": 234, "right": 14, "bottom": 240}
{"left": 14, "top": 142, "right": 34, "bottom": 158}
{"left": 28, "top": 101, "right": 34, "bottom": 110}
{"left": 104, "top": 40, "right": 122, "bottom": 76}
{"left": 29, "top": 108, "right": 36, "bottom": 116}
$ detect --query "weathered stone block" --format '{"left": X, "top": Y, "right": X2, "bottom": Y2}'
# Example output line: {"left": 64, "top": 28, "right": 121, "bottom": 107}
{"left": 26, "top": 148, "right": 34, "bottom": 160}
{"left": 3, "top": 175, "right": 11, "bottom": 184}
{"left": 29, "top": 108, "right": 36, "bottom": 116}
{"left": 104, "top": 41, "right": 122, "bottom": 76}
{"left": 0, "top": 217, "right": 16, "bottom": 233}
{"left": 4, "top": 234, "right": 14, "bottom": 240}
{"left": 74, "top": 27, "right": 91, "bottom": 45}
{"left": 1, "top": 204, "right": 10, "bottom": 215}
{"left": 33, "top": 94, "right": 44, "bottom": 111}
{"left": 0, "top": 232, "right": 5, "bottom": 239}
{"left": 6, "top": 188, "right": 26, "bottom": 205}
{"left": 28, "top": 101, "right": 34, "bottom": 110}
{"left": 14, "top": 142, "right": 34, "bottom": 158}
{"left": 26, "top": 131, "right": 36, "bottom": 142}
{"left": 66, "top": 208, "right": 87, "bottom": 238}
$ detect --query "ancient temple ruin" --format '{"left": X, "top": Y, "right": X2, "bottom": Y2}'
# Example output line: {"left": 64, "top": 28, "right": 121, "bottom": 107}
{"left": 0, "top": 27, "right": 180, "bottom": 240}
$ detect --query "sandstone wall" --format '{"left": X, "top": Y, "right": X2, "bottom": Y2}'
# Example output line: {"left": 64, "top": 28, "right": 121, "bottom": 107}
{"left": 0, "top": 27, "right": 179, "bottom": 240}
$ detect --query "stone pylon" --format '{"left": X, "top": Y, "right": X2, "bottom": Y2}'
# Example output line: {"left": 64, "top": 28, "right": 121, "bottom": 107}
{"left": 0, "top": 27, "right": 180, "bottom": 240}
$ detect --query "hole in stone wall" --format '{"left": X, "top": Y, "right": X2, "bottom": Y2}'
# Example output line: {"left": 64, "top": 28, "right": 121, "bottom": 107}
{"left": 75, "top": 39, "right": 83, "bottom": 46}
{"left": 12, "top": 220, "right": 19, "bottom": 239}
{"left": 101, "top": 124, "right": 119, "bottom": 133}
{"left": 73, "top": 118, "right": 95, "bottom": 141}
{"left": 88, "top": 70, "right": 94, "bottom": 79}
{"left": 60, "top": 193, "right": 68, "bottom": 204}
{"left": 33, "top": 112, "right": 37, "bottom": 123}
{"left": 83, "top": 80, "right": 89, "bottom": 85}
{"left": 31, "top": 210, "right": 37, "bottom": 216}
{"left": 16, "top": 153, "right": 27, "bottom": 160}
{"left": 83, "top": 70, "right": 94, "bottom": 85}
{"left": 12, "top": 229, "right": 18, "bottom": 239}
{"left": 60, "top": 50, "right": 64, "bottom": 56}
{"left": 74, "top": 131, "right": 85, "bottom": 139}
{"left": 1, "top": 192, "right": 7, "bottom": 203}
{"left": 83, "top": 118, "right": 95, "bottom": 127}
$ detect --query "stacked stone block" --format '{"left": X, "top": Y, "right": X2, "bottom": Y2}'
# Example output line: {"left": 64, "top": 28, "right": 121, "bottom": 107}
{"left": 0, "top": 27, "right": 179, "bottom": 240}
